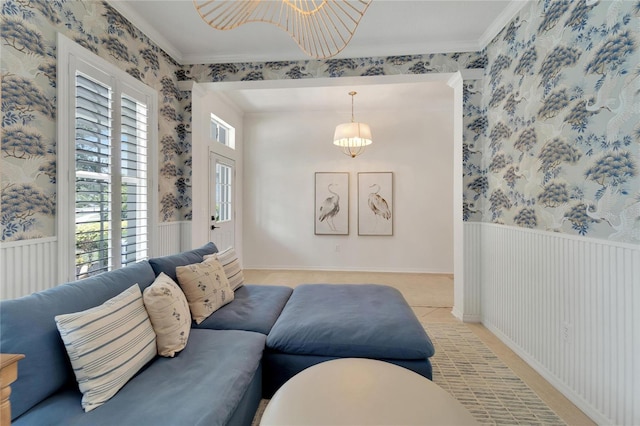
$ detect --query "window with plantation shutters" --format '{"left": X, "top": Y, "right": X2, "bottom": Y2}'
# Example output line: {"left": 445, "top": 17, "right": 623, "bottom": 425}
{"left": 120, "top": 94, "right": 149, "bottom": 268}
{"left": 74, "top": 74, "right": 112, "bottom": 276}
{"left": 58, "top": 34, "right": 157, "bottom": 282}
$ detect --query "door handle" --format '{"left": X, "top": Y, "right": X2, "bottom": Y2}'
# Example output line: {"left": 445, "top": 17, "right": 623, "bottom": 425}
{"left": 211, "top": 224, "right": 218, "bottom": 230}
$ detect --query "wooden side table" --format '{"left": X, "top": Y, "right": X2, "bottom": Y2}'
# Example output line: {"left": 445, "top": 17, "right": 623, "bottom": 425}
{"left": 1, "top": 354, "right": 24, "bottom": 426}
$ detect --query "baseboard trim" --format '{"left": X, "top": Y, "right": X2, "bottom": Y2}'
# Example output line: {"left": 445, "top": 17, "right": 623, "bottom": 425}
{"left": 462, "top": 314, "right": 481, "bottom": 323}
{"left": 451, "top": 306, "right": 463, "bottom": 321}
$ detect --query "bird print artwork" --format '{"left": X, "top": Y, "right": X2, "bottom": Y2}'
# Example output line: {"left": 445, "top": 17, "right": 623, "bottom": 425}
{"left": 368, "top": 183, "right": 391, "bottom": 220}
{"left": 358, "top": 173, "right": 393, "bottom": 236}
{"left": 315, "top": 173, "right": 349, "bottom": 235}
{"left": 318, "top": 183, "right": 340, "bottom": 232}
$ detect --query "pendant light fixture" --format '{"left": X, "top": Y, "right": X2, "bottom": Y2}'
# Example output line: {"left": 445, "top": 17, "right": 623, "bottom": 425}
{"left": 333, "top": 91, "right": 372, "bottom": 158}
{"left": 193, "top": 0, "right": 372, "bottom": 60}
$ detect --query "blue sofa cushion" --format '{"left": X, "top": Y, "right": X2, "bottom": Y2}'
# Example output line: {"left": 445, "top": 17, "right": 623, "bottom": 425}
{"left": 194, "top": 285, "right": 293, "bottom": 335}
{"left": 266, "top": 284, "right": 435, "bottom": 360}
{"left": 0, "top": 261, "right": 157, "bottom": 420}
{"left": 13, "top": 329, "right": 266, "bottom": 426}
{"left": 148, "top": 242, "right": 218, "bottom": 282}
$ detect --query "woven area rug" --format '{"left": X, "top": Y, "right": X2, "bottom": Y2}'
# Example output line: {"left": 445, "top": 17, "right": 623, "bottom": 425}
{"left": 252, "top": 322, "right": 565, "bottom": 425}
{"left": 424, "top": 322, "right": 564, "bottom": 425}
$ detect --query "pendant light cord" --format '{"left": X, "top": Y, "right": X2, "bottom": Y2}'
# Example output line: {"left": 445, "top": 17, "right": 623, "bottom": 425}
{"left": 349, "top": 91, "right": 357, "bottom": 123}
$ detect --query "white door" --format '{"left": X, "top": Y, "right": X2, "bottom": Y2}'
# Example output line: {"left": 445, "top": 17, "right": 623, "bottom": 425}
{"left": 209, "top": 152, "right": 235, "bottom": 251}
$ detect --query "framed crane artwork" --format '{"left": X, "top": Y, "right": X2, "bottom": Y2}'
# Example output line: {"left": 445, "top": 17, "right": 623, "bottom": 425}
{"left": 358, "top": 172, "right": 393, "bottom": 236}
{"left": 315, "top": 172, "right": 349, "bottom": 235}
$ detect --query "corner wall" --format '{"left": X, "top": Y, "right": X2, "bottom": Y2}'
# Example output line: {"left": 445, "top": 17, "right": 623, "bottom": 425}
{"left": 474, "top": 1, "right": 640, "bottom": 424}
{"left": 467, "top": 222, "right": 640, "bottom": 425}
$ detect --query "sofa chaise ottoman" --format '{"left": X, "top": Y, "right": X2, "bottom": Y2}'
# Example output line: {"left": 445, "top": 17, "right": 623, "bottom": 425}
{"left": 263, "top": 283, "right": 435, "bottom": 396}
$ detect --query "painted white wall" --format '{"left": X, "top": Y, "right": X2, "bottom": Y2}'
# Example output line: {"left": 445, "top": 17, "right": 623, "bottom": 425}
{"left": 243, "top": 102, "right": 454, "bottom": 272}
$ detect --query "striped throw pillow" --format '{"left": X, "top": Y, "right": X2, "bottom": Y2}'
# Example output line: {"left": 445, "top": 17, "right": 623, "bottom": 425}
{"left": 204, "top": 247, "right": 244, "bottom": 291}
{"left": 55, "top": 284, "right": 157, "bottom": 412}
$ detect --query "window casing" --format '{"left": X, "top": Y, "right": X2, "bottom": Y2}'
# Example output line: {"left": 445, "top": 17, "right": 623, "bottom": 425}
{"left": 58, "top": 34, "right": 157, "bottom": 281}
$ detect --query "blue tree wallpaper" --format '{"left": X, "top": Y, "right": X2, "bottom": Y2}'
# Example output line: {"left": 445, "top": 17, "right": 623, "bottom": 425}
{"left": 1, "top": 0, "right": 638, "bottom": 244}
{"left": 479, "top": 0, "right": 639, "bottom": 242}
{"left": 1, "top": 0, "right": 189, "bottom": 240}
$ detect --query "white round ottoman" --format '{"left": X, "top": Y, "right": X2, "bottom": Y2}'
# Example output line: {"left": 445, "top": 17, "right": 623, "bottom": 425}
{"left": 260, "top": 358, "right": 478, "bottom": 426}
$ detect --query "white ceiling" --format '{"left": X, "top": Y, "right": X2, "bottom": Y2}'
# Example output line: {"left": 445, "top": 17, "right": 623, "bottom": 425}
{"left": 108, "top": 0, "right": 524, "bottom": 114}
{"left": 108, "top": 0, "right": 526, "bottom": 64}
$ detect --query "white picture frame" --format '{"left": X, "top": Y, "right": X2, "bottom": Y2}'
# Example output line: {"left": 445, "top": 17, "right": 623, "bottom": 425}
{"left": 315, "top": 172, "right": 349, "bottom": 235}
{"left": 358, "top": 172, "right": 393, "bottom": 236}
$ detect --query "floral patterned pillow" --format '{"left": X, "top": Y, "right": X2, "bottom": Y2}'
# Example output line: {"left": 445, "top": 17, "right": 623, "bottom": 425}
{"left": 175, "top": 258, "right": 234, "bottom": 324}
{"left": 143, "top": 273, "right": 191, "bottom": 357}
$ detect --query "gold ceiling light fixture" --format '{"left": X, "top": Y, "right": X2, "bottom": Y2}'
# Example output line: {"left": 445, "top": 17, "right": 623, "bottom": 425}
{"left": 193, "top": 0, "right": 372, "bottom": 59}
{"left": 333, "top": 91, "right": 372, "bottom": 158}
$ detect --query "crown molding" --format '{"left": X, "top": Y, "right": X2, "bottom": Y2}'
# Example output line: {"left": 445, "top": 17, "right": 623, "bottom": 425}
{"left": 181, "top": 51, "right": 309, "bottom": 65}
{"left": 106, "top": 1, "right": 184, "bottom": 64}
{"left": 180, "top": 40, "right": 483, "bottom": 65}
{"left": 478, "top": 0, "right": 530, "bottom": 50}
{"left": 342, "top": 40, "right": 484, "bottom": 59}
{"left": 108, "top": 0, "right": 523, "bottom": 66}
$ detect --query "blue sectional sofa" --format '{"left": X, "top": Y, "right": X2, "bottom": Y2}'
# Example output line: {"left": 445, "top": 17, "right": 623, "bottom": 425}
{"left": 1, "top": 243, "right": 434, "bottom": 425}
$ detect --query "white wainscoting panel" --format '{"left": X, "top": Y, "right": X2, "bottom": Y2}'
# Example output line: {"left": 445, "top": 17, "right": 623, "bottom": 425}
{"left": 2, "top": 222, "right": 192, "bottom": 300}
{"left": 454, "top": 222, "right": 482, "bottom": 322}
{"left": 180, "top": 221, "right": 192, "bottom": 251}
{"left": 156, "top": 221, "right": 189, "bottom": 256}
{"left": 478, "top": 223, "right": 639, "bottom": 426}
{"left": 0, "top": 237, "right": 58, "bottom": 300}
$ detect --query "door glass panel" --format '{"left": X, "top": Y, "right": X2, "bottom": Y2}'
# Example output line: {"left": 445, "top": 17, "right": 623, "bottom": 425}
{"left": 215, "top": 162, "right": 232, "bottom": 222}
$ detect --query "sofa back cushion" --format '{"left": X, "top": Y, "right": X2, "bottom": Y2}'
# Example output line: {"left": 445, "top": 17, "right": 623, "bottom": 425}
{"left": 148, "top": 242, "right": 218, "bottom": 282}
{"left": 0, "top": 261, "right": 156, "bottom": 420}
